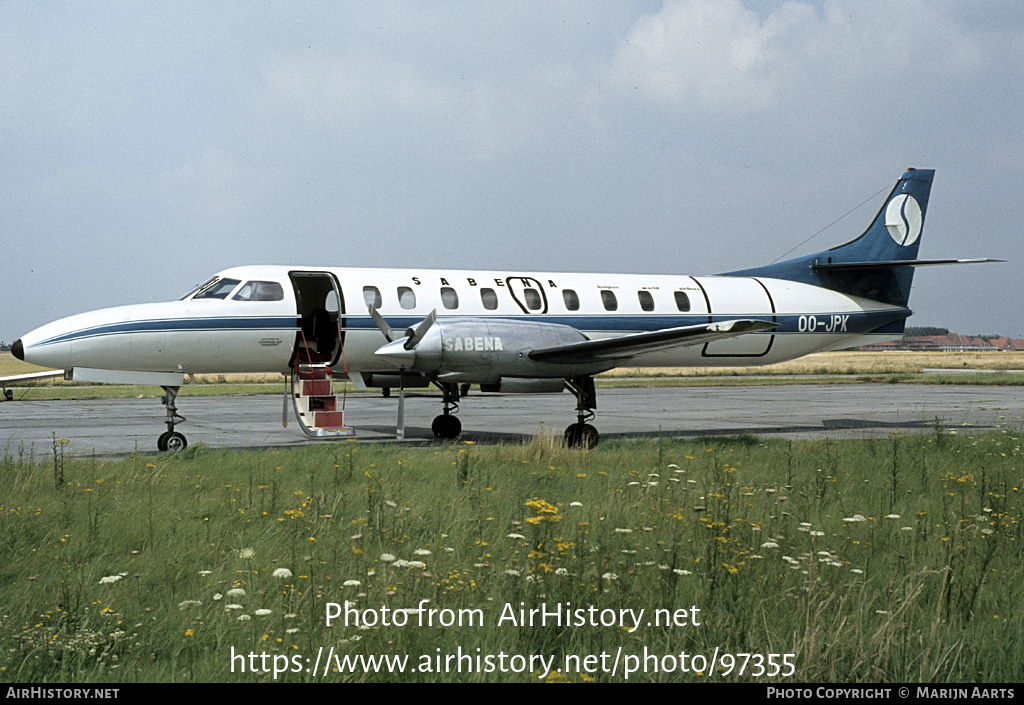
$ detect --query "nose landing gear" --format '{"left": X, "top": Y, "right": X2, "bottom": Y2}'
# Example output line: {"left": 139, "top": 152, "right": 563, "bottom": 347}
{"left": 157, "top": 385, "right": 187, "bottom": 452}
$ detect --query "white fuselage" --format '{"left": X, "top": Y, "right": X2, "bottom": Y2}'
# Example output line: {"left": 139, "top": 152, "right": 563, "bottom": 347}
{"left": 17, "top": 264, "right": 910, "bottom": 381}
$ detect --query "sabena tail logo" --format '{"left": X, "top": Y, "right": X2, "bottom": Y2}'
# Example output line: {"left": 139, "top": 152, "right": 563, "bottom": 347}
{"left": 884, "top": 194, "right": 922, "bottom": 246}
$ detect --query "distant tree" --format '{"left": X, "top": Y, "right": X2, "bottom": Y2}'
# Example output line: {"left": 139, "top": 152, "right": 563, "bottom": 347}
{"left": 904, "top": 326, "right": 949, "bottom": 337}
{"left": 0, "top": 341, "right": 9, "bottom": 352}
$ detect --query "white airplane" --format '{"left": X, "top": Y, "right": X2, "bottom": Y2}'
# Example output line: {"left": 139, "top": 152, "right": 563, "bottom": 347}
{"left": 3, "top": 168, "right": 996, "bottom": 450}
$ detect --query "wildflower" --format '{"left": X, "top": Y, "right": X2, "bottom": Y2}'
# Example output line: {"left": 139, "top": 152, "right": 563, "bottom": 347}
{"left": 255, "top": 609, "right": 272, "bottom": 616}
{"left": 570, "top": 502, "right": 583, "bottom": 507}
{"left": 199, "top": 570, "right": 212, "bottom": 576}
{"left": 505, "top": 569, "right": 521, "bottom": 576}
{"left": 380, "top": 553, "right": 396, "bottom": 562}
{"left": 273, "top": 568, "right": 293, "bottom": 580}
{"left": 227, "top": 588, "right": 246, "bottom": 597}
{"left": 760, "top": 541, "right": 779, "bottom": 549}
{"left": 506, "top": 533, "right": 526, "bottom": 540}
{"left": 614, "top": 528, "right": 633, "bottom": 534}
{"left": 238, "top": 614, "right": 252, "bottom": 621}
{"left": 343, "top": 580, "right": 361, "bottom": 587}
{"left": 885, "top": 514, "right": 901, "bottom": 519}
{"left": 850, "top": 569, "right": 864, "bottom": 574}
{"left": 237, "top": 548, "right": 255, "bottom": 559}
{"left": 225, "top": 604, "right": 243, "bottom": 610}
{"left": 213, "top": 593, "right": 223, "bottom": 601}
{"left": 414, "top": 549, "right": 431, "bottom": 556}
{"left": 843, "top": 515, "right": 867, "bottom": 522}
{"left": 602, "top": 572, "right": 618, "bottom": 581}
{"left": 99, "top": 575, "right": 123, "bottom": 585}
{"left": 178, "top": 600, "right": 202, "bottom": 610}
{"left": 673, "top": 569, "right": 692, "bottom": 576}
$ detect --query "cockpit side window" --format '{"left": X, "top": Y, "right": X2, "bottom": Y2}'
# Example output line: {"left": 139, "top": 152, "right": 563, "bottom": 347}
{"left": 193, "top": 278, "right": 242, "bottom": 300}
{"left": 232, "top": 281, "right": 285, "bottom": 301}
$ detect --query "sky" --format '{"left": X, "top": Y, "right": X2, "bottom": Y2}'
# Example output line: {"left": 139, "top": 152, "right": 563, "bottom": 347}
{"left": 2, "top": 0, "right": 1022, "bottom": 344}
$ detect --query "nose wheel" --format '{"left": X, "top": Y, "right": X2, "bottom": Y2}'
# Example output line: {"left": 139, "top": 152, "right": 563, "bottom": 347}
{"left": 158, "top": 385, "right": 188, "bottom": 452}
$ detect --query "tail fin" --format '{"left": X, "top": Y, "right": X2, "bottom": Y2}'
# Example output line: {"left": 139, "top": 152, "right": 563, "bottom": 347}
{"left": 724, "top": 168, "right": 934, "bottom": 307}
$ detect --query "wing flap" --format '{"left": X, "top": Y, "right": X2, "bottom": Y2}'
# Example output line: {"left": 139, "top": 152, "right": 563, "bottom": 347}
{"left": 528, "top": 319, "right": 779, "bottom": 365}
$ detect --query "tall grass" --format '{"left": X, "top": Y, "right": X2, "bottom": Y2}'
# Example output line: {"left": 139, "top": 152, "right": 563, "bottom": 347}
{"left": 2, "top": 429, "right": 1022, "bottom": 682}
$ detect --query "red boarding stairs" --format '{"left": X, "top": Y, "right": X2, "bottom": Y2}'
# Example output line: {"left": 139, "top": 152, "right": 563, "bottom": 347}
{"left": 291, "top": 363, "right": 355, "bottom": 438}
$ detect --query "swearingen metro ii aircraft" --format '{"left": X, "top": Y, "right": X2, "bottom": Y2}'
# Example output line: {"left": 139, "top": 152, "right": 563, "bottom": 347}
{"left": 4, "top": 168, "right": 996, "bottom": 450}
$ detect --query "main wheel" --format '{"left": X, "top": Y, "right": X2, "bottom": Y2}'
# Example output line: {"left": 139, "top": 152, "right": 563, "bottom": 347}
{"left": 157, "top": 431, "right": 171, "bottom": 451}
{"left": 564, "top": 423, "right": 599, "bottom": 449}
{"left": 431, "top": 414, "right": 462, "bottom": 439}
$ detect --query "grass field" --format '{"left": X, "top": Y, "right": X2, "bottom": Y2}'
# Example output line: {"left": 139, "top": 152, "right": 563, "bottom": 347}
{"left": 2, "top": 430, "right": 1022, "bottom": 682}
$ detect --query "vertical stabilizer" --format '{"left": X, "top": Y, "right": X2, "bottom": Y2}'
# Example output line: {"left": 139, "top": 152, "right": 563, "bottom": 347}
{"left": 724, "top": 168, "right": 934, "bottom": 307}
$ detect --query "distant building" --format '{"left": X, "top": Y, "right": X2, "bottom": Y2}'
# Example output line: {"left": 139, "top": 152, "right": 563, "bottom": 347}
{"left": 858, "top": 332, "right": 1024, "bottom": 352}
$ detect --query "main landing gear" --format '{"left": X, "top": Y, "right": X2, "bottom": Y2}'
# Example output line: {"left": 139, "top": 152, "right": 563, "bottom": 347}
{"left": 157, "top": 385, "right": 187, "bottom": 452}
{"left": 564, "top": 376, "right": 599, "bottom": 449}
{"left": 431, "top": 381, "right": 462, "bottom": 439}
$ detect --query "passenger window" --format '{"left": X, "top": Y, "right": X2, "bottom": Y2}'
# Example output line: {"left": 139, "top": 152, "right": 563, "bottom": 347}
{"left": 524, "top": 288, "right": 542, "bottom": 311}
{"left": 194, "top": 278, "right": 241, "bottom": 300}
{"left": 562, "top": 289, "right": 580, "bottom": 311}
{"left": 363, "top": 286, "right": 382, "bottom": 310}
{"left": 600, "top": 290, "right": 618, "bottom": 311}
{"left": 441, "top": 287, "right": 459, "bottom": 309}
{"left": 480, "top": 288, "right": 498, "bottom": 310}
{"left": 233, "top": 281, "right": 284, "bottom": 301}
{"left": 398, "top": 287, "right": 416, "bottom": 309}
{"left": 674, "top": 291, "right": 691, "bottom": 312}
{"left": 638, "top": 291, "right": 655, "bottom": 312}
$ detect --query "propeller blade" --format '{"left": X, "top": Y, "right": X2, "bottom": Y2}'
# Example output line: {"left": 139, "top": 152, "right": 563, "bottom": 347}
{"left": 403, "top": 309, "right": 437, "bottom": 350}
{"left": 396, "top": 371, "right": 406, "bottom": 440}
{"left": 368, "top": 305, "right": 394, "bottom": 342}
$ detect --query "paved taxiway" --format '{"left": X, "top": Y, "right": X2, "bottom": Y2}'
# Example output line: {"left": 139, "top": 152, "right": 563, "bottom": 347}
{"left": 2, "top": 384, "right": 1023, "bottom": 457}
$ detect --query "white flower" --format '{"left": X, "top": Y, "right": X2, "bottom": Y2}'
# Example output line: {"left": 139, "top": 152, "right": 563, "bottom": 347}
{"left": 850, "top": 569, "right": 864, "bottom": 574}
{"left": 286, "top": 628, "right": 300, "bottom": 634}
{"left": 99, "top": 575, "right": 122, "bottom": 585}
{"left": 237, "top": 548, "right": 255, "bottom": 559}
{"left": 213, "top": 593, "right": 223, "bottom": 601}
{"left": 408, "top": 561, "right": 426, "bottom": 569}
{"left": 178, "top": 600, "right": 202, "bottom": 610}
{"left": 505, "top": 569, "right": 521, "bottom": 576}
{"left": 885, "top": 514, "right": 901, "bottom": 519}
{"left": 414, "top": 548, "right": 431, "bottom": 556}
{"left": 761, "top": 541, "right": 779, "bottom": 549}
{"left": 506, "top": 533, "right": 526, "bottom": 540}
{"left": 199, "top": 570, "right": 212, "bottom": 576}
{"left": 273, "top": 568, "right": 293, "bottom": 579}
{"left": 602, "top": 572, "right": 618, "bottom": 581}
{"left": 673, "top": 569, "right": 692, "bottom": 576}
{"left": 380, "top": 553, "right": 396, "bottom": 562}
{"left": 570, "top": 501, "right": 583, "bottom": 507}
{"left": 843, "top": 515, "right": 867, "bottom": 522}
{"left": 227, "top": 588, "right": 246, "bottom": 597}
{"left": 237, "top": 614, "right": 252, "bottom": 621}
{"left": 614, "top": 528, "right": 633, "bottom": 534}
{"left": 810, "top": 531, "right": 824, "bottom": 537}
{"left": 225, "top": 604, "right": 243, "bottom": 610}
{"left": 343, "top": 580, "right": 361, "bottom": 587}
{"left": 255, "top": 609, "right": 272, "bottom": 616}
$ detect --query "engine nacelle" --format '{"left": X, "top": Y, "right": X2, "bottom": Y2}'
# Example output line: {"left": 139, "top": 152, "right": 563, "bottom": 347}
{"left": 374, "top": 318, "right": 607, "bottom": 382}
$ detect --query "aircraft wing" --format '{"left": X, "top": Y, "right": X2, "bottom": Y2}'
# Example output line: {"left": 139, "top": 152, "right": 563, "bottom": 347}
{"left": 1, "top": 370, "right": 65, "bottom": 385}
{"left": 528, "top": 319, "right": 779, "bottom": 365}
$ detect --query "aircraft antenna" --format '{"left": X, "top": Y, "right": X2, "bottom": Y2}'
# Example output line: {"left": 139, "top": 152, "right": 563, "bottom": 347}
{"left": 769, "top": 182, "right": 891, "bottom": 264}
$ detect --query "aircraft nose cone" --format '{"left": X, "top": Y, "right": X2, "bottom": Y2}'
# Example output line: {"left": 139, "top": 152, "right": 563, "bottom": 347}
{"left": 11, "top": 339, "right": 24, "bottom": 361}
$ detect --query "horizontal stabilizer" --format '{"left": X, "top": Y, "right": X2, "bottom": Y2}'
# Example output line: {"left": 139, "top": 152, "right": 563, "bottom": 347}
{"left": 528, "top": 319, "right": 779, "bottom": 365}
{"left": 813, "top": 258, "right": 1004, "bottom": 271}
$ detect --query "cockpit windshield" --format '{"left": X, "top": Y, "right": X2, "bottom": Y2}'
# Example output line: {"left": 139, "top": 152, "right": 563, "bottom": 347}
{"left": 180, "top": 277, "right": 285, "bottom": 302}
{"left": 193, "top": 278, "right": 242, "bottom": 300}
